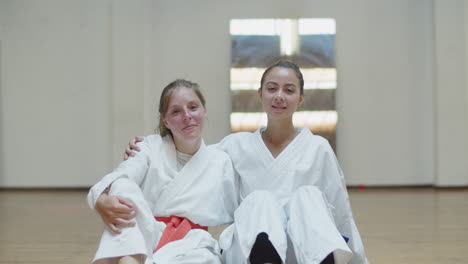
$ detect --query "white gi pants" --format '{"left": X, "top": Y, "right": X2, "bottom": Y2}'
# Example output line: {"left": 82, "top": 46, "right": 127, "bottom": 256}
{"left": 92, "top": 178, "right": 222, "bottom": 264}
{"left": 219, "top": 186, "right": 353, "bottom": 264}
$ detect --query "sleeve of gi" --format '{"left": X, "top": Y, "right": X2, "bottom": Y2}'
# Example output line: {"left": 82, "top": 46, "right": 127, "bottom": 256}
{"left": 320, "top": 140, "right": 369, "bottom": 264}
{"left": 220, "top": 155, "right": 240, "bottom": 224}
{"left": 87, "top": 136, "right": 154, "bottom": 210}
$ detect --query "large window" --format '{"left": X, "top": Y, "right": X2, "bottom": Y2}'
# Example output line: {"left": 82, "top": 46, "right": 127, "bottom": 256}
{"left": 230, "top": 18, "right": 337, "bottom": 150}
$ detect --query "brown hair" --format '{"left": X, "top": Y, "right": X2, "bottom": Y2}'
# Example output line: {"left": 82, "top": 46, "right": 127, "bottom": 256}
{"left": 260, "top": 60, "right": 304, "bottom": 94}
{"left": 158, "top": 79, "right": 206, "bottom": 137}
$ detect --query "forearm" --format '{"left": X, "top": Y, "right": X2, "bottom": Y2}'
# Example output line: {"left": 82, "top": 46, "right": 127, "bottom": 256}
{"left": 87, "top": 172, "right": 125, "bottom": 210}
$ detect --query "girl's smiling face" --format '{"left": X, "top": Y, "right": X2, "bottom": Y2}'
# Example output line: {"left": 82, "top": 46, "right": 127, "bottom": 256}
{"left": 259, "top": 66, "right": 304, "bottom": 120}
{"left": 163, "top": 87, "right": 206, "bottom": 142}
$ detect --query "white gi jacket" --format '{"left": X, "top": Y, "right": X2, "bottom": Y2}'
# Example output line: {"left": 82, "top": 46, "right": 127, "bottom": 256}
{"left": 216, "top": 127, "right": 368, "bottom": 264}
{"left": 88, "top": 135, "right": 238, "bottom": 264}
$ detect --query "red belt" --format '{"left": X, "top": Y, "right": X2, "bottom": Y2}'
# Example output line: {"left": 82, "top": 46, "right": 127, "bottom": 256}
{"left": 153, "top": 216, "right": 208, "bottom": 253}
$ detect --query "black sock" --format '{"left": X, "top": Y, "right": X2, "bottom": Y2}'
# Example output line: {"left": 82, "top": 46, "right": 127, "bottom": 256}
{"left": 249, "top": 232, "right": 282, "bottom": 264}
{"left": 321, "top": 253, "right": 335, "bottom": 264}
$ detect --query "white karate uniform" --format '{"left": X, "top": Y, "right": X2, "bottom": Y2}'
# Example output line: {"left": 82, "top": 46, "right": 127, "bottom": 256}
{"left": 216, "top": 127, "right": 368, "bottom": 264}
{"left": 87, "top": 135, "right": 238, "bottom": 264}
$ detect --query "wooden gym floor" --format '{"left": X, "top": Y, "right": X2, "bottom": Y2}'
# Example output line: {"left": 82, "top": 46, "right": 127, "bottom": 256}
{"left": 0, "top": 188, "right": 467, "bottom": 264}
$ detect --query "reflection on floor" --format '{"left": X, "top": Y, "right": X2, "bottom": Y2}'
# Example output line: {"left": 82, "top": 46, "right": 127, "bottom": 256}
{"left": 0, "top": 188, "right": 467, "bottom": 264}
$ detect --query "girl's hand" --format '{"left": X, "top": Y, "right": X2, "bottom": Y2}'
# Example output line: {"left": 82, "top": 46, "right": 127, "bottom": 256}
{"left": 95, "top": 193, "right": 136, "bottom": 234}
{"left": 124, "top": 136, "right": 144, "bottom": 160}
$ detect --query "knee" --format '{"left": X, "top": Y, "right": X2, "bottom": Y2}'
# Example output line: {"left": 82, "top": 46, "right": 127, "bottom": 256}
{"left": 290, "top": 185, "right": 326, "bottom": 208}
{"left": 109, "top": 177, "right": 141, "bottom": 197}
{"left": 236, "top": 190, "right": 281, "bottom": 216}
{"left": 287, "top": 185, "right": 335, "bottom": 226}
{"left": 294, "top": 185, "right": 322, "bottom": 199}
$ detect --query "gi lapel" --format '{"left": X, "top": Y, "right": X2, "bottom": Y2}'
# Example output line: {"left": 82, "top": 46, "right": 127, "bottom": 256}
{"left": 156, "top": 140, "right": 209, "bottom": 209}
{"left": 160, "top": 135, "right": 178, "bottom": 177}
{"left": 253, "top": 127, "right": 309, "bottom": 188}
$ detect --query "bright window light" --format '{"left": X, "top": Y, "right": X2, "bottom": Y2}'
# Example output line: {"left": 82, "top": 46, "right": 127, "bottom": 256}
{"left": 231, "top": 68, "right": 336, "bottom": 90}
{"left": 299, "top": 18, "right": 336, "bottom": 35}
{"left": 230, "top": 111, "right": 337, "bottom": 133}
{"left": 230, "top": 18, "right": 336, "bottom": 36}
{"left": 230, "top": 19, "right": 279, "bottom": 35}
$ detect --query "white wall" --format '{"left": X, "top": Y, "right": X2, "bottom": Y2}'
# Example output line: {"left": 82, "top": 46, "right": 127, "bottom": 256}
{"left": 336, "top": 0, "right": 435, "bottom": 185}
{"left": 0, "top": 0, "right": 467, "bottom": 187}
{"left": 0, "top": 0, "right": 113, "bottom": 187}
{"left": 108, "top": 0, "right": 149, "bottom": 166}
{"left": 433, "top": 0, "right": 468, "bottom": 186}
{"left": 465, "top": 1, "right": 468, "bottom": 186}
